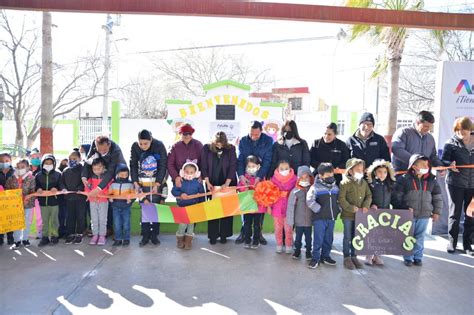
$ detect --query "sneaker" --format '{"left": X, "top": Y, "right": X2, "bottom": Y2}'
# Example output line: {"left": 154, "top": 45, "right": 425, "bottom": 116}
{"left": 285, "top": 246, "right": 293, "bottom": 254}
{"left": 151, "top": 237, "right": 160, "bottom": 245}
{"left": 259, "top": 233, "right": 268, "bottom": 246}
{"left": 73, "top": 235, "right": 83, "bottom": 244}
{"left": 123, "top": 240, "right": 130, "bottom": 246}
{"left": 243, "top": 242, "right": 251, "bottom": 249}
{"left": 38, "top": 237, "right": 50, "bottom": 247}
{"left": 113, "top": 240, "right": 123, "bottom": 246}
{"left": 97, "top": 236, "right": 106, "bottom": 246}
{"left": 65, "top": 236, "right": 75, "bottom": 245}
{"left": 344, "top": 257, "right": 355, "bottom": 270}
{"left": 321, "top": 256, "right": 337, "bottom": 266}
{"left": 22, "top": 240, "right": 31, "bottom": 247}
{"left": 251, "top": 240, "right": 260, "bottom": 249}
{"left": 89, "top": 235, "right": 99, "bottom": 245}
{"left": 305, "top": 250, "right": 312, "bottom": 261}
{"left": 308, "top": 259, "right": 319, "bottom": 269}
{"left": 235, "top": 231, "right": 245, "bottom": 244}
{"left": 466, "top": 249, "right": 474, "bottom": 256}
{"left": 276, "top": 245, "right": 283, "bottom": 253}
{"left": 139, "top": 238, "right": 149, "bottom": 247}
{"left": 447, "top": 238, "right": 456, "bottom": 253}
{"left": 210, "top": 238, "right": 217, "bottom": 245}
{"left": 10, "top": 242, "right": 21, "bottom": 250}
{"left": 220, "top": 237, "right": 227, "bottom": 244}
{"left": 51, "top": 236, "right": 59, "bottom": 245}
{"left": 292, "top": 249, "right": 301, "bottom": 259}
{"left": 404, "top": 260, "right": 413, "bottom": 267}
{"left": 413, "top": 259, "right": 423, "bottom": 266}
{"left": 351, "top": 256, "right": 364, "bottom": 269}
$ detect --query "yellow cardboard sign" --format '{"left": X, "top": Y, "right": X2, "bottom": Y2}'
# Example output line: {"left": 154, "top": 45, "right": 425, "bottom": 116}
{"left": 0, "top": 189, "right": 25, "bottom": 233}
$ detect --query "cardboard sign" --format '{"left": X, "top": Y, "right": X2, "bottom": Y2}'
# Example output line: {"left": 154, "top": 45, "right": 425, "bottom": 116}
{"left": 0, "top": 189, "right": 25, "bottom": 233}
{"left": 353, "top": 209, "right": 415, "bottom": 255}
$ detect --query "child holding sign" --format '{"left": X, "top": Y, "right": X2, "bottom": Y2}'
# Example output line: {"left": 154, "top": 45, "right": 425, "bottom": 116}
{"left": 393, "top": 154, "right": 443, "bottom": 267}
{"left": 365, "top": 160, "right": 396, "bottom": 266}
{"left": 5, "top": 159, "right": 36, "bottom": 249}
{"left": 171, "top": 161, "right": 205, "bottom": 250}
{"left": 338, "top": 158, "right": 372, "bottom": 270}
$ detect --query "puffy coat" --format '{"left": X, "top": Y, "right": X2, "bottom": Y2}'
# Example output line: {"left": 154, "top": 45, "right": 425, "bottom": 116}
{"left": 268, "top": 137, "right": 310, "bottom": 178}
{"left": 442, "top": 135, "right": 474, "bottom": 189}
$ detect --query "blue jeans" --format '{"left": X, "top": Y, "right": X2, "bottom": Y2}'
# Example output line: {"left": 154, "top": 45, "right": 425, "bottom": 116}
{"left": 294, "top": 226, "right": 312, "bottom": 251}
{"left": 312, "top": 219, "right": 335, "bottom": 261}
{"left": 343, "top": 219, "right": 356, "bottom": 257}
{"left": 403, "top": 218, "right": 429, "bottom": 261}
{"left": 112, "top": 206, "right": 131, "bottom": 241}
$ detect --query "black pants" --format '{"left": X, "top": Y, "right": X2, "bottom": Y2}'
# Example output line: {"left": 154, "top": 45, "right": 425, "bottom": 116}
{"left": 447, "top": 184, "right": 474, "bottom": 250}
{"left": 243, "top": 213, "right": 264, "bottom": 243}
{"left": 141, "top": 222, "right": 160, "bottom": 238}
{"left": 208, "top": 217, "right": 233, "bottom": 241}
{"left": 107, "top": 203, "right": 113, "bottom": 231}
{"left": 66, "top": 199, "right": 87, "bottom": 235}
{"left": 58, "top": 197, "right": 68, "bottom": 237}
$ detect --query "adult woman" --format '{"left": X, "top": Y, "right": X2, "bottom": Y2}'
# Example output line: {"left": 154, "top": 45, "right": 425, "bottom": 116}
{"left": 268, "top": 120, "right": 310, "bottom": 178}
{"left": 442, "top": 117, "right": 474, "bottom": 255}
{"left": 310, "top": 122, "right": 350, "bottom": 184}
{"left": 201, "top": 131, "right": 237, "bottom": 244}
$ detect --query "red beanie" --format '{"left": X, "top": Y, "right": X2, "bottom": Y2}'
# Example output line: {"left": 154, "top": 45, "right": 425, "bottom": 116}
{"left": 178, "top": 124, "right": 195, "bottom": 134}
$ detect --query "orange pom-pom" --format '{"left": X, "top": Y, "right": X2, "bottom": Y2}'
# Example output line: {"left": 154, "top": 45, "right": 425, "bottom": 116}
{"left": 254, "top": 180, "right": 281, "bottom": 207}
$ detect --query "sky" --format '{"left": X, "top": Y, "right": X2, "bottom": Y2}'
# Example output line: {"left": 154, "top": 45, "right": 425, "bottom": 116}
{"left": 1, "top": 0, "right": 472, "bottom": 119}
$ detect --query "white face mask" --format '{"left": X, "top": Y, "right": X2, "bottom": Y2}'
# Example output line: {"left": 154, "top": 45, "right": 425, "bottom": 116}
{"left": 353, "top": 172, "right": 364, "bottom": 180}
{"left": 17, "top": 169, "right": 27, "bottom": 176}
{"left": 43, "top": 165, "right": 54, "bottom": 172}
{"left": 183, "top": 174, "right": 195, "bottom": 181}
{"left": 279, "top": 169, "right": 290, "bottom": 176}
{"left": 246, "top": 167, "right": 258, "bottom": 175}
{"left": 299, "top": 181, "right": 310, "bottom": 187}
{"left": 418, "top": 168, "right": 429, "bottom": 175}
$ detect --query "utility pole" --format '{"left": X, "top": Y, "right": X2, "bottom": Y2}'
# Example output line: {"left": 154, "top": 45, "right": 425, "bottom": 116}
{"left": 102, "top": 14, "right": 113, "bottom": 135}
{"left": 40, "top": 11, "right": 53, "bottom": 154}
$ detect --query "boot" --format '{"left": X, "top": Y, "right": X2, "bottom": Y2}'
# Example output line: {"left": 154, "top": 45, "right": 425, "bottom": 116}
{"left": 235, "top": 228, "right": 245, "bottom": 244}
{"left": 184, "top": 234, "right": 193, "bottom": 250}
{"left": 344, "top": 257, "right": 355, "bottom": 270}
{"left": 351, "top": 256, "right": 364, "bottom": 269}
{"left": 139, "top": 223, "right": 150, "bottom": 247}
{"left": 365, "top": 255, "right": 374, "bottom": 265}
{"left": 176, "top": 235, "right": 185, "bottom": 249}
{"left": 373, "top": 255, "right": 384, "bottom": 266}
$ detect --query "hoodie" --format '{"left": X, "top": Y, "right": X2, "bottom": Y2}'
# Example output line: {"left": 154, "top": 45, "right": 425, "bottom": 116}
{"left": 35, "top": 154, "right": 62, "bottom": 206}
{"left": 287, "top": 166, "right": 314, "bottom": 227}
{"left": 109, "top": 164, "right": 135, "bottom": 208}
{"left": 392, "top": 154, "right": 443, "bottom": 218}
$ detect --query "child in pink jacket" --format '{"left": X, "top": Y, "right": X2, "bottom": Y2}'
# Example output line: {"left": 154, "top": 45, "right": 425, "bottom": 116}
{"left": 271, "top": 160, "right": 297, "bottom": 254}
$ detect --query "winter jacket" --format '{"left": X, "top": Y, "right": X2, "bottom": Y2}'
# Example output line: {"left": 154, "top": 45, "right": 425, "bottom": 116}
{"left": 200, "top": 144, "right": 237, "bottom": 186}
{"left": 171, "top": 178, "right": 205, "bottom": 207}
{"left": 35, "top": 154, "right": 62, "bottom": 207}
{"left": 5, "top": 171, "right": 36, "bottom": 209}
{"left": 338, "top": 159, "right": 372, "bottom": 220}
{"left": 237, "top": 133, "right": 273, "bottom": 179}
{"left": 130, "top": 138, "right": 168, "bottom": 186}
{"left": 366, "top": 159, "right": 396, "bottom": 209}
{"left": 346, "top": 130, "right": 391, "bottom": 168}
{"left": 268, "top": 137, "right": 310, "bottom": 178}
{"left": 167, "top": 139, "right": 203, "bottom": 181}
{"left": 391, "top": 126, "right": 443, "bottom": 172}
{"left": 85, "top": 173, "right": 111, "bottom": 203}
{"left": 81, "top": 140, "right": 126, "bottom": 190}
{"left": 287, "top": 186, "right": 313, "bottom": 227}
{"left": 392, "top": 154, "right": 443, "bottom": 219}
{"left": 306, "top": 176, "right": 341, "bottom": 221}
{"left": 442, "top": 135, "right": 474, "bottom": 189}
{"left": 237, "top": 174, "right": 266, "bottom": 213}
{"left": 310, "top": 137, "right": 349, "bottom": 183}
{"left": 270, "top": 170, "right": 297, "bottom": 218}
{"left": 109, "top": 164, "right": 135, "bottom": 208}
{"left": 0, "top": 167, "right": 14, "bottom": 188}
{"left": 59, "top": 163, "right": 87, "bottom": 201}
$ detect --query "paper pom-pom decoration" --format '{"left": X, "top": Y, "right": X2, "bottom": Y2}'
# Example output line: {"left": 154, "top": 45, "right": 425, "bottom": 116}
{"left": 254, "top": 180, "right": 280, "bottom": 207}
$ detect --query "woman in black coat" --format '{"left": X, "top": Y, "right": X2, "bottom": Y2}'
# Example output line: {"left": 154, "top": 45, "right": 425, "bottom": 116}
{"left": 201, "top": 131, "right": 237, "bottom": 245}
{"left": 310, "top": 122, "right": 350, "bottom": 184}
{"left": 442, "top": 117, "right": 474, "bottom": 255}
{"left": 268, "top": 120, "right": 310, "bottom": 178}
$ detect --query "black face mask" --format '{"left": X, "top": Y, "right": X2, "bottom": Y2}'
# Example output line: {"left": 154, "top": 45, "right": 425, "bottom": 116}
{"left": 323, "top": 176, "right": 335, "bottom": 185}
{"left": 284, "top": 131, "right": 294, "bottom": 140}
{"left": 216, "top": 147, "right": 223, "bottom": 152}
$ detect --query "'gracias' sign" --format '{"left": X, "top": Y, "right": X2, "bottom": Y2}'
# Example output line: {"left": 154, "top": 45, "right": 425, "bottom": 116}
{"left": 353, "top": 209, "right": 415, "bottom": 255}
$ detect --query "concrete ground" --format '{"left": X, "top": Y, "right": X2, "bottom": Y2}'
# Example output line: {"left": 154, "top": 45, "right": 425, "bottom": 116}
{"left": 0, "top": 233, "right": 473, "bottom": 315}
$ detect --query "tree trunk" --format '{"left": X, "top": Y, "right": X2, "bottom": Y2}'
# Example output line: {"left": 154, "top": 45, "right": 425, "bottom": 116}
{"left": 386, "top": 55, "right": 401, "bottom": 139}
{"left": 40, "top": 12, "right": 53, "bottom": 154}
{"left": 14, "top": 110, "right": 24, "bottom": 152}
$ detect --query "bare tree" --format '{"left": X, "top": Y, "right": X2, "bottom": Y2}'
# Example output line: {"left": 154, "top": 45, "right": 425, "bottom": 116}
{"left": 153, "top": 48, "right": 274, "bottom": 97}
{"left": 40, "top": 11, "right": 53, "bottom": 154}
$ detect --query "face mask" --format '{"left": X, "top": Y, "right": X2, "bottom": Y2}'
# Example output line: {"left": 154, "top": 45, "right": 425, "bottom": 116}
{"left": 0, "top": 162, "right": 11, "bottom": 169}
{"left": 418, "top": 168, "right": 429, "bottom": 175}
{"left": 31, "top": 158, "right": 41, "bottom": 167}
{"left": 284, "top": 131, "right": 294, "bottom": 140}
{"left": 279, "top": 169, "right": 290, "bottom": 176}
{"left": 69, "top": 160, "right": 79, "bottom": 168}
{"left": 183, "top": 174, "right": 195, "bottom": 181}
{"left": 299, "top": 180, "right": 310, "bottom": 187}
{"left": 246, "top": 167, "right": 258, "bottom": 175}
{"left": 43, "top": 165, "right": 54, "bottom": 173}
{"left": 17, "top": 169, "right": 27, "bottom": 176}
{"left": 323, "top": 176, "right": 336, "bottom": 185}
{"left": 100, "top": 151, "right": 109, "bottom": 157}
{"left": 353, "top": 172, "right": 364, "bottom": 180}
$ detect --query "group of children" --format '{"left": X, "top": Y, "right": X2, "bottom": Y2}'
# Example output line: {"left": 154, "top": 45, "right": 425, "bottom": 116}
{"left": 1, "top": 149, "right": 443, "bottom": 269}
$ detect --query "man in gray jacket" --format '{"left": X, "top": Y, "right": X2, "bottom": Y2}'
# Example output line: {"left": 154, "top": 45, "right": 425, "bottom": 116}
{"left": 391, "top": 111, "right": 445, "bottom": 174}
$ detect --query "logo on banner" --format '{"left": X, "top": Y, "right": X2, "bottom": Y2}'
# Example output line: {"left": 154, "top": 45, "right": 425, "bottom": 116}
{"left": 454, "top": 79, "right": 473, "bottom": 94}
{"left": 454, "top": 79, "right": 474, "bottom": 104}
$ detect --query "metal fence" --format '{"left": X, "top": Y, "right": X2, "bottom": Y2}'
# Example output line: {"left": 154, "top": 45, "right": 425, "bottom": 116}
{"left": 79, "top": 118, "right": 111, "bottom": 145}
